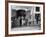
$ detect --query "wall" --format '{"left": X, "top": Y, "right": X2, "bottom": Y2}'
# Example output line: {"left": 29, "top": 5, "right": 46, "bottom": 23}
{"left": 0, "top": 0, "right": 46, "bottom": 37}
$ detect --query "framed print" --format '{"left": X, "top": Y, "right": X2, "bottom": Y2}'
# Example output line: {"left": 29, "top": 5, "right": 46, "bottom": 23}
{"left": 5, "top": 1, "right": 45, "bottom": 37}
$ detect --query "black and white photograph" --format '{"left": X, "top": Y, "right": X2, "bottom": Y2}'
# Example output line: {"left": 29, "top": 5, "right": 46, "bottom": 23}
{"left": 8, "top": 2, "right": 44, "bottom": 35}
{"left": 11, "top": 6, "right": 41, "bottom": 31}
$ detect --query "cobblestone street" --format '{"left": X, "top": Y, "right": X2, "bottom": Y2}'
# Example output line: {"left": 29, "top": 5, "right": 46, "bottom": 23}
{"left": 11, "top": 25, "right": 40, "bottom": 31}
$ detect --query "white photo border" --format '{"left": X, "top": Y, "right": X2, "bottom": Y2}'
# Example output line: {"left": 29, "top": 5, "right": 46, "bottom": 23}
{"left": 8, "top": 3, "right": 43, "bottom": 34}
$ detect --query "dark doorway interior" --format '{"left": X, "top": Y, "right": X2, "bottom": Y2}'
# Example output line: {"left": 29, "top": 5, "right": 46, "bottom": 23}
{"left": 16, "top": 10, "right": 26, "bottom": 26}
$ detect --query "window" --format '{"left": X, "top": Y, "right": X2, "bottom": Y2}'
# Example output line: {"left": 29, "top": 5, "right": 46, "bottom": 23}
{"left": 36, "top": 7, "right": 40, "bottom": 12}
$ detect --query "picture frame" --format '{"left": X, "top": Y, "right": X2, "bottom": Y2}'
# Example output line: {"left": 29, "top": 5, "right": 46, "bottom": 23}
{"left": 5, "top": 1, "right": 45, "bottom": 37}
